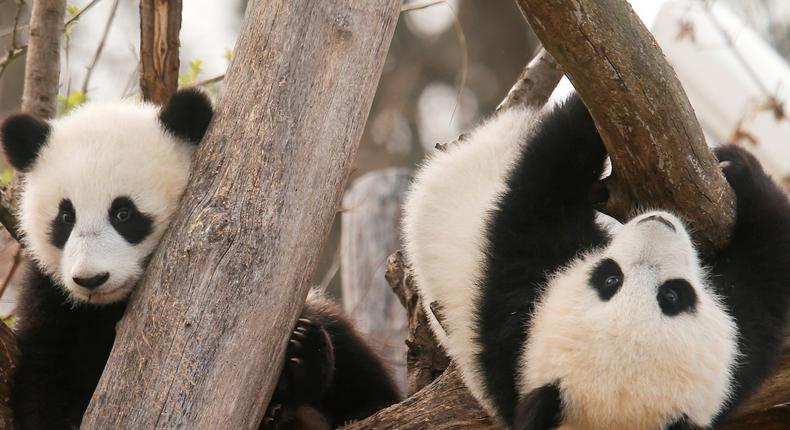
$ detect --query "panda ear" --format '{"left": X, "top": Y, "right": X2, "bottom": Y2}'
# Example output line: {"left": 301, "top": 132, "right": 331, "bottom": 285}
{"left": 158, "top": 88, "right": 213, "bottom": 145}
{"left": 0, "top": 113, "right": 50, "bottom": 172}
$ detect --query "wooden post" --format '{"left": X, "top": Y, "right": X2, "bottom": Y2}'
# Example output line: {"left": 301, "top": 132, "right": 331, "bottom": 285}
{"left": 340, "top": 168, "right": 410, "bottom": 393}
{"left": 139, "top": 0, "right": 182, "bottom": 104}
{"left": 82, "top": 1, "right": 400, "bottom": 428}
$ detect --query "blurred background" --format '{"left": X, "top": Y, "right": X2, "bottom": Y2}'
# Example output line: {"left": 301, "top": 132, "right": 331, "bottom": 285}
{"left": 1, "top": 0, "right": 790, "bottom": 392}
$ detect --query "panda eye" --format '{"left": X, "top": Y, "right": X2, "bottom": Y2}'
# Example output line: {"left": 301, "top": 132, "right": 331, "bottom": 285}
{"left": 589, "top": 258, "right": 623, "bottom": 301}
{"left": 657, "top": 279, "right": 697, "bottom": 316}
{"left": 60, "top": 211, "right": 75, "bottom": 224}
{"left": 112, "top": 207, "right": 133, "bottom": 223}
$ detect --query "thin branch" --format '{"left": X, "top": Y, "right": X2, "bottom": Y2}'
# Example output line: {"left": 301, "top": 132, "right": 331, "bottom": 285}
{"left": 0, "top": 0, "right": 104, "bottom": 83}
{"left": 0, "top": 0, "right": 27, "bottom": 80}
{"left": 496, "top": 48, "right": 562, "bottom": 111}
{"left": 81, "top": 0, "right": 120, "bottom": 95}
{"left": 185, "top": 73, "right": 225, "bottom": 88}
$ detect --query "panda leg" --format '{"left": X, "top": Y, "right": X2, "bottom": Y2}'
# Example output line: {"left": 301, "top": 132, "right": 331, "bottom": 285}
{"left": 513, "top": 384, "right": 563, "bottom": 430}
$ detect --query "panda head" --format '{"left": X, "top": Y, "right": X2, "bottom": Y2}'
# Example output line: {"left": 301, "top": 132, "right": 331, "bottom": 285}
{"left": 0, "top": 89, "right": 213, "bottom": 305}
{"left": 523, "top": 210, "right": 738, "bottom": 427}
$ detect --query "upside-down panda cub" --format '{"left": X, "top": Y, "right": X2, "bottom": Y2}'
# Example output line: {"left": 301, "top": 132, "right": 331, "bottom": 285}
{"left": 403, "top": 94, "right": 790, "bottom": 429}
{"left": 1, "top": 89, "right": 399, "bottom": 429}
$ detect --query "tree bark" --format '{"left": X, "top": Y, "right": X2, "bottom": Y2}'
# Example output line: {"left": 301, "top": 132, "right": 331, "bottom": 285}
{"left": 516, "top": 0, "right": 735, "bottom": 253}
{"left": 0, "top": 321, "right": 19, "bottom": 428}
{"left": 340, "top": 168, "right": 410, "bottom": 394}
{"left": 139, "top": 0, "right": 182, "bottom": 104}
{"left": 21, "top": 0, "right": 64, "bottom": 118}
{"left": 496, "top": 48, "right": 562, "bottom": 111}
{"left": 81, "top": 1, "right": 399, "bottom": 428}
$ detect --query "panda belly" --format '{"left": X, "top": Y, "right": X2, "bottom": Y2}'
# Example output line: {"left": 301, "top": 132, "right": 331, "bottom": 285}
{"left": 517, "top": 265, "right": 738, "bottom": 429}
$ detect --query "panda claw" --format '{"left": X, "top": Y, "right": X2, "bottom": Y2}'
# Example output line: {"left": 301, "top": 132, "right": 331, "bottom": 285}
{"left": 289, "top": 357, "right": 303, "bottom": 367}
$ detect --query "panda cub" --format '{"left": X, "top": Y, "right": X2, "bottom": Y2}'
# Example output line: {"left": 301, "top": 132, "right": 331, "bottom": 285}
{"left": 403, "top": 94, "right": 790, "bottom": 429}
{"left": 1, "top": 90, "right": 399, "bottom": 429}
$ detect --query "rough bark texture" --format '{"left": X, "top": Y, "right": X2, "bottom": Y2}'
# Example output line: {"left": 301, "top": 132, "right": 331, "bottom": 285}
{"left": 340, "top": 366, "right": 497, "bottom": 430}
{"left": 139, "top": 0, "right": 182, "bottom": 104}
{"left": 385, "top": 251, "right": 449, "bottom": 396}
{"left": 0, "top": 322, "right": 19, "bottom": 428}
{"left": 340, "top": 168, "right": 410, "bottom": 394}
{"left": 517, "top": 0, "right": 735, "bottom": 253}
{"left": 81, "top": 1, "right": 400, "bottom": 428}
{"left": 21, "top": 0, "right": 64, "bottom": 118}
{"left": 496, "top": 48, "right": 562, "bottom": 111}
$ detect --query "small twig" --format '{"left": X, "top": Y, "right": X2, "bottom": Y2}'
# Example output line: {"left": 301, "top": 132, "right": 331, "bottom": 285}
{"left": 0, "top": 0, "right": 103, "bottom": 80}
{"left": 81, "top": 0, "right": 120, "bottom": 94}
{"left": 0, "top": 0, "right": 27, "bottom": 80}
{"left": 64, "top": 0, "right": 103, "bottom": 30}
{"left": 317, "top": 244, "right": 341, "bottom": 293}
{"left": 186, "top": 73, "right": 225, "bottom": 88}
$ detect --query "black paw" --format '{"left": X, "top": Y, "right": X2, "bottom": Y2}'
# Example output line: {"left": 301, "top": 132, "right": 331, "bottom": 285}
{"left": 715, "top": 144, "right": 764, "bottom": 191}
{"left": 265, "top": 317, "right": 335, "bottom": 427}
{"left": 548, "top": 94, "right": 608, "bottom": 185}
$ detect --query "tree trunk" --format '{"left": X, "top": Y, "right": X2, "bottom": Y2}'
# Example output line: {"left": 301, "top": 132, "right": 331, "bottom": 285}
{"left": 139, "top": 0, "right": 182, "bottom": 104}
{"left": 516, "top": 0, "right": 735, "bottom": 253}
{"left": 81, "top": 1, "right": 399, "bottom": 428}
{"left": 21, "top": 0, "right": 64, "bottom": 118}
{"left": 340, "top": 168, "right": 410, "bottom": 394}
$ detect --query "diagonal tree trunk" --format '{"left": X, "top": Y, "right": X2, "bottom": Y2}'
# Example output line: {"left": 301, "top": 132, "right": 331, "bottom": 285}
{"left": 81, "top": 1, "right": 400, "bottom": 428}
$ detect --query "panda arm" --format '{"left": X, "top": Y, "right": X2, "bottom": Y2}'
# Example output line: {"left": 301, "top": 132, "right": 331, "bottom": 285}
{"left": 708, "top": 144, "right": 790, "bottom": 413}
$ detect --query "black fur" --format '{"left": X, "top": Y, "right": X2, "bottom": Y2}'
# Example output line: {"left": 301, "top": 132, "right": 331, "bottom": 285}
{"left": 589, "top": 258, "right": 623, "bottom": 301}
{"left": 474, "top": 94, "right": 790, "bottom": 428}
{"left": 513, "top": 384, "right": 563, "bottom": 430}
{"left": 50, "top": 199, "right": 76, "bottom": 249}
{"left": 158, "top": 88, "right": 214, "bottom": 144}
{"left": 476, "top": 94, "right": 609, "bottom": 425}
{"left": 657, "top": 279, "right": 697, "bottom": 316}
{"left": 0, "top": 113, "right": 50, "bottom": 172}
{"left": 262, "top": 295, "right": 401, "bottom": 429}
{"left": 706, "top": 144, "right": 790, "bottom": 424}
{"left": 108, "top": 196, "right": 153, "bottom": 245}
{"left": 12, "top": 266, "right": 126, "bottom": 430}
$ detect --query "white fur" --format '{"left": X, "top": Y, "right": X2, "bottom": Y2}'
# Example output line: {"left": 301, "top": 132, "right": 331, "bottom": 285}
{"left": 403, "top": 104, "right": 739, "bottom": 428}
{"left": 521, "top": 212, "right": 737, "bottom": 429}
{"left": 402, "top": 106, "right": 540, "bottom": 413}
{"left": 19, "top": 101, "right": 195, "bottom": 304}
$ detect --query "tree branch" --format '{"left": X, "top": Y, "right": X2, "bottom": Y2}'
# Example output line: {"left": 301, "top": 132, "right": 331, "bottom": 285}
{"left": 516, "top": 0, "right": 735, "bottom": 253}
{"left": 139, "top": 0, "right": 182, "bottom": 104}
{"left": 496, "top": 48, "right": 562, "bottom": 111}
{"left": 21, "top": 0, "right": 66, "bottom": 118}
{"left": 81, "top": 0, "right": 120, "bottom": 95}
{"left": 81, "top": 1, "right": 400, "bottom": 427}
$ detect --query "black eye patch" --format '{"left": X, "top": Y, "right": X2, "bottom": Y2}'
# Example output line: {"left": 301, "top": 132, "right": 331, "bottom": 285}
{"left": 108, "top": 197, "right": 153, "bottom": 245}
{"left": 49, "top": 199, "right": 75, "bottom": 249}
{"left": 657, "top": 279, "right": 697, "bottom": 316}
{"left": 589, "top": 258, "right": 623, "bottom": 301}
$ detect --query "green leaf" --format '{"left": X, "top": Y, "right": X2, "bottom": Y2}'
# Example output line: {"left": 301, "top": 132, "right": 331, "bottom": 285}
{"left": 57, "top": 91, "right": 88, "bottom": 116}
{"left": 2, "top": 314, "right": 14, "bottom": 328}
{"left": 0, "top": 169, "right": 13, "bottom": 187}
{"left": 178, "top": 58, "right": 204, "bottom": 86}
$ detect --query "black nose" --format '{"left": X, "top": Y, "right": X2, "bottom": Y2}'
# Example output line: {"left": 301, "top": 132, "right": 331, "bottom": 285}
{"left": 638, "top": 214, "right": 676, "bottom": 232}
{"left": 72, "top": 273, "right": 110, "bottom": 289}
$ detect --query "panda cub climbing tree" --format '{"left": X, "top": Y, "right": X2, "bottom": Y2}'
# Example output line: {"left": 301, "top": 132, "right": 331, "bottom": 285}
{"left": 1, "top": 89, "right": 399, "bottom": 430}
{"left": 403, "top": 94, "right": 790, "bottom": 429}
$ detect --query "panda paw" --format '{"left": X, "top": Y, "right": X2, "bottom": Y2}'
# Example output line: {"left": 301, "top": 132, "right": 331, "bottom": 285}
{"left": 714, "top": 144, "right": 765, "bottom": 196}
{"left": 263, "top": 318, "right": 335, "bottom": 428}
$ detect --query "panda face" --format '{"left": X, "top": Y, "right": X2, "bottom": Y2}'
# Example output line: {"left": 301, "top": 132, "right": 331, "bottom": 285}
{"left": 521, "top": 211, "right": 738, "bottom": 428}
{"left": 2, "top": 90, "right": 212, "bottom": 305}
